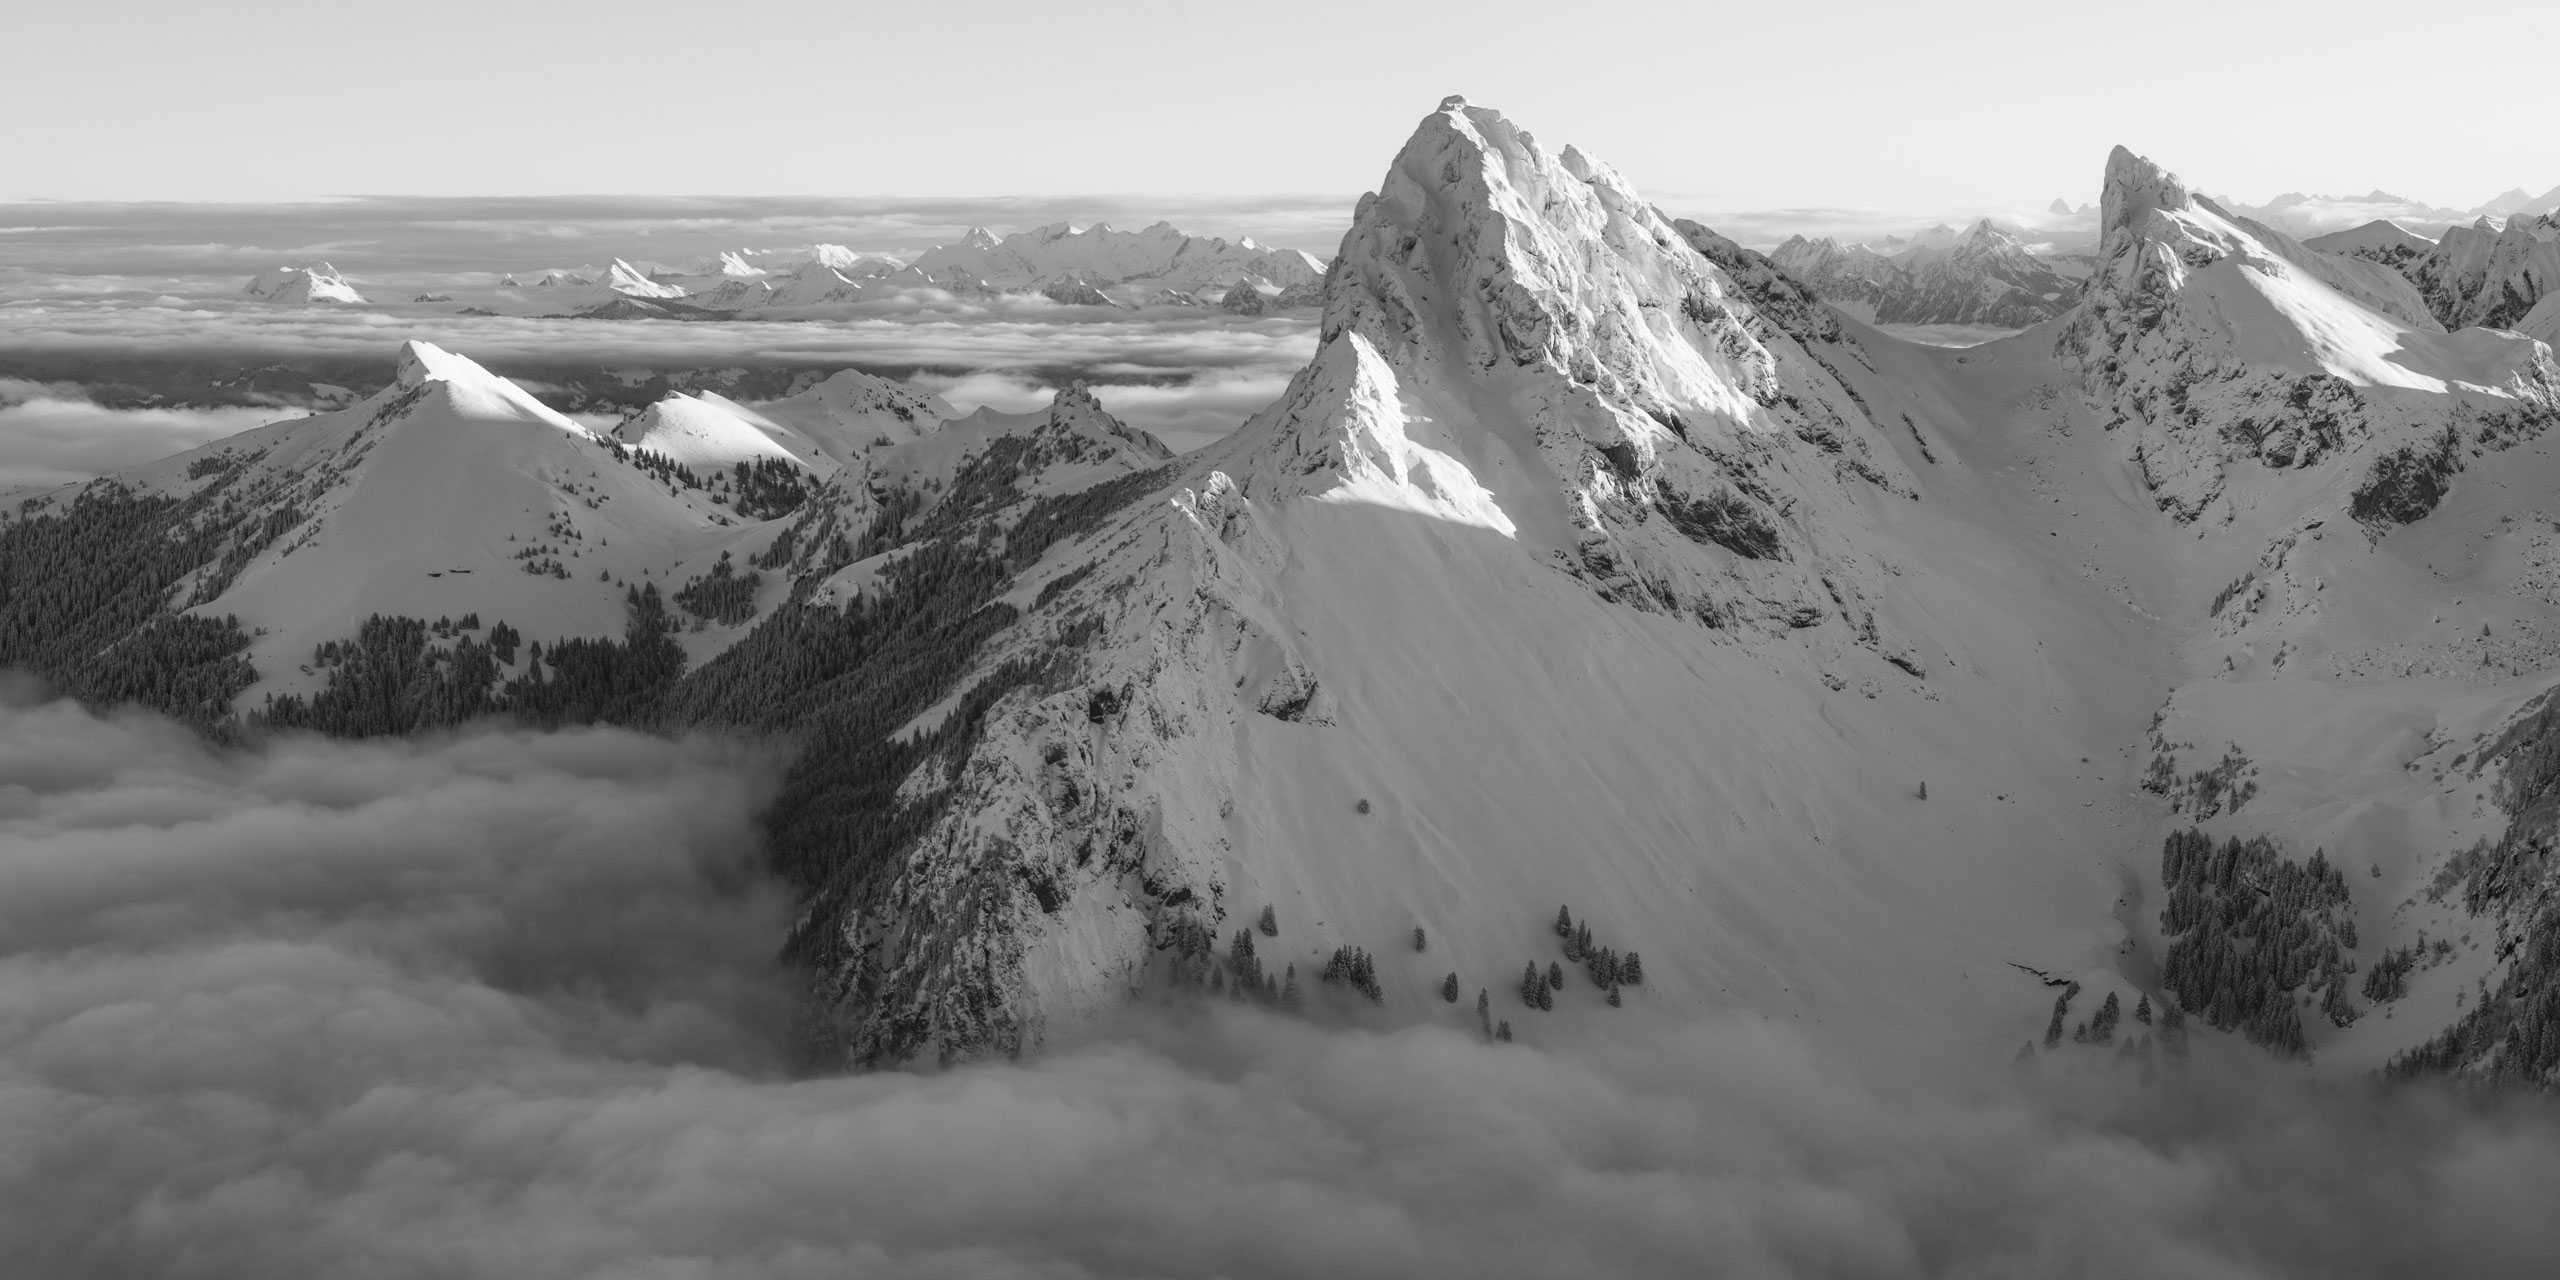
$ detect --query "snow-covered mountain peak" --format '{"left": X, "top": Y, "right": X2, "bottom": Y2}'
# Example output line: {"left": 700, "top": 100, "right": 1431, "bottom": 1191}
{"left": 2480, "top": 187, "right": 2536, "bottom": 216}
{"left": 1034, "top": 382, "right": 1174, "bottom": 463}
{"left": 243, "top": 261, "right": 365, "bottom": 305}
{"left": 2077, "top": 144, "right": 2437, "bottom": 333}
{"left": 1048, "top": 380, "right": 1106, "bottom": 414}
{"left": 391, "top": 339, "right": 487, "bottom": 389}
{"left": 386, "top": 340, "right": 593, "bottom": 437}
{"left": 2059, "top": 145, "right": 2560, "bottom": 523}
{"left": 606, "top": 258, "right": 688, "bottom": 299}
{"left": 2099, "top": 145, "right": 2194, "bottom": 239}
{"left": 1229, "top": 94, "right": 1920, "bottom": 587}
{"left": 1308, "top": 93, "right": 1781, "bottom": 436}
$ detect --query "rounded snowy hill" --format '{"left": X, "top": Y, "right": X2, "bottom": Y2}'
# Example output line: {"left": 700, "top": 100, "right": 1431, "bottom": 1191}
{"left": 613, "top": 370, "right": 952, "bottom": 474}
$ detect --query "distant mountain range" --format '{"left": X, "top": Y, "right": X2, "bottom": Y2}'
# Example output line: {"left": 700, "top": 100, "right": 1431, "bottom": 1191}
{"left": 2213, "top": 183, "right": 2560, "bottom": 238}
{"left": 1770, "top": 220, "right": 2088, "bottom": 328}
{"left": 241, "top": 221, "right": 1330, "bottom": 318}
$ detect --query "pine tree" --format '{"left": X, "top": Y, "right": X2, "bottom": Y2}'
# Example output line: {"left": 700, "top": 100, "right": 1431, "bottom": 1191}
{"left": 1554, "top": 905, "right": 1573, "bottom": 938}
{"left": 1443, "top": 972, "right": 1461, "bottom": 1003}
{"left": 1258, "top": 904, "right": 1278, "bottom": 936}
{"left": 2043, "top": 992, "right": 2069, "bottom": 1048}
{"left": 1496, "top": 1020, "right": 1513, "bottom": 1042}
{"left": 1478, "top": 988, "right": 1492, "bottom": 1038}
{"left": 2092, "top": 991, "right": 2122, "bottom": 1044}
{"left": 1230, "top": 927, "right": 1261, "bottom": 990}
{"left": 1548, "top": 961, "right": 1565, "bottom": 991}
{"left": 1606, "top": 984, "right": 1622, "bottom": 1008}
{"left": 1917, "top": 780, "right": 1928, "bottom": 800}
{"left": 2135, "top": 994, "right": 2153, "bottom": 1025}
{"left": 1413, "top": 925, "right": 1428, "bottom": 952}
{"left": 1622, "top": 951, "right": 1644, "bottom": 985}
{"left": 1282, "top": 964, "right": 1302, "bottom": 1011}
{"left": 1521, "top": 962, "right": 1545, "bottom": 1008}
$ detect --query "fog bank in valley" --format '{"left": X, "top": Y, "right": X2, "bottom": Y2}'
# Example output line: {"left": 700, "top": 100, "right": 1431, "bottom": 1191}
{"left": 6, "top": 686, "right": 2560, "bottom": 1279}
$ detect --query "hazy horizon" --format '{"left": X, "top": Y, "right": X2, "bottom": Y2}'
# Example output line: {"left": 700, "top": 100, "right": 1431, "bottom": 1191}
{"left": 11, "top": 0, "right": 2556, "bottom": 210}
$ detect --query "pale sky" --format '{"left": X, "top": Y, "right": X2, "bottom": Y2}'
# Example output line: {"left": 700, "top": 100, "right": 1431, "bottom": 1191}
{"left": 8, "top": 0, "right": 2554, "bottom": 211}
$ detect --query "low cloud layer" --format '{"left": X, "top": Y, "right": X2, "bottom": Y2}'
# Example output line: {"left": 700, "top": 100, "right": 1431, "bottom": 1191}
{"left": 8, "top": 688, "right": 2560, "bottom": 1279}
{"left": 0, "top": 304, "right": 1317, "bottom": 456}
{"left": 0, "top": 379, "right": 296, "bottom": 488}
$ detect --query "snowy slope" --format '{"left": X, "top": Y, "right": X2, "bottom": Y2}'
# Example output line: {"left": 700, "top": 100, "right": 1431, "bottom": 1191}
{"left": 747, "top": 369, "right": 952, "bottom": 466}
{"left": 614, "top": 393, "right": 808, "bottom": 472}
{"left": 614, "top": 370, "right": 953, "bottom": 476}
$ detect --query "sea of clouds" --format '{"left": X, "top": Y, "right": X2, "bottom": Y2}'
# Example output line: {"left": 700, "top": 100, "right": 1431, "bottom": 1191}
{"left": 0, "top": 378, "right": 295, "bottom": 487}
{"left": 9, "top": 686, "right": 2560, "bottom": 1278}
